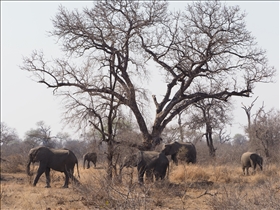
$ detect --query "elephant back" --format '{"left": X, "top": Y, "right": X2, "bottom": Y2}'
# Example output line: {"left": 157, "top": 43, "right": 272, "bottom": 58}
{"left": 121, "top": 153, "right": 138, "bottom": 168}
{"left": 90, "top": 152, "right": 97, "bottom": 160}
{"left": 137, "top": 151, "right": 160, "bottom": 164}
{"left": 162, "top": 141, "right": 196, "bottom": 164}
{"left": 241, "top": 152, "right": 262, "bottom": 165}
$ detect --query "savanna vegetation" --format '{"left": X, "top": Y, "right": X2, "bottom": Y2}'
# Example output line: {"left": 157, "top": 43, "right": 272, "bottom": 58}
{"left": 1, "top": 1, "right": 279, "bottom": 209}
{"left": 1, "top": 139, "right": 280, "bottom": 209}
{"left": 1, "top": 108, "right": 280, "bottom": 209}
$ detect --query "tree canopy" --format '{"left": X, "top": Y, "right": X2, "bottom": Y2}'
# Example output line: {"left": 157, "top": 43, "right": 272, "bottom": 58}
{"left": 21, "top": 1, "right": 275, "bottom": 150}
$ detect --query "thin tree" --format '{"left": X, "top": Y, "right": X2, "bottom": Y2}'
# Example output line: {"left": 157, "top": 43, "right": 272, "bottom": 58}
{"left": 21, "top": 1, "right": 275, "bottom": 150}
{"left": 241, "top": 97, "right": 258, "bottom": 150}
{"left": 0, "top": 122, "right": 19, "bottom": 146}
{"left": 62, "top": 72, "right": 122, "bottom": 179}
{"left": 187, "top": 98, "right": 233, "bottom": 157}
{"left": 253, "top": 107, "right": 280, "bottom": 158}
{"left": 24, "top": 121, "right": 54, "bottom": 148}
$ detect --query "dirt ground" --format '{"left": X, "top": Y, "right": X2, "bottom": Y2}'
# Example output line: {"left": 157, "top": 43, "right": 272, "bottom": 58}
{"left": 1, "top": 172, "right": 85, "bottom": 210}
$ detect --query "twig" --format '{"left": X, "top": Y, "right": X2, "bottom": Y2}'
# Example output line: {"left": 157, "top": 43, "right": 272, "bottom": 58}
{"left": 182, "top": 190, "right": 218, "bottom": 200}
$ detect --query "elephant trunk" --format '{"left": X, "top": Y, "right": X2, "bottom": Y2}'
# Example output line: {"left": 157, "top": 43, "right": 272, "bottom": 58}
{"left": 26, "top": 159, "right": 33, "bottom": 176}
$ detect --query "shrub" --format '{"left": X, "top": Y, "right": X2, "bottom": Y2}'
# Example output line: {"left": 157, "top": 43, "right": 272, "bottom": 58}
{"left": 1, "top": 155, "right": 25, "bottom": 173}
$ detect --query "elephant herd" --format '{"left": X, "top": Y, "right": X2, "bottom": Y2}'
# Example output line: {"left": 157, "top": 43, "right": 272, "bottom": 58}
{"left": 26, "top": 142, "right": 263, "bottom": 188}
{"left": 119, "top": 142, "right": 197, "bottom": 184}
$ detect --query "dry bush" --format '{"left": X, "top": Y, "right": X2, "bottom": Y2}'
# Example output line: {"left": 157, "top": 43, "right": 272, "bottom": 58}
{"left": 208, "top": 182, "right": 280, "bottom": 210}
{"left": 208, "top": 186, "right": 250, "bottom": 210}
{"left": 170, "top": 164, "right": 211, "bottom": 183}
{"left": 168, "top": 162, "right": 280, "bottom": 208}
{"left": 1, "top": 155, "right": 26, "bottom": 173}
{"left": 74, "top": 166, "right": 203, "bottom": 209}
{"left": 169, "top": 164, "right": 243, "bottom": 184}
{"left": 206, "top": 163, "right": 280, "bottom": 210}
{"left": 263, "top": 163, "right": 278, "bottom": 176}
{"left": 75, "top": 167, "right": 156, "bottom": 209}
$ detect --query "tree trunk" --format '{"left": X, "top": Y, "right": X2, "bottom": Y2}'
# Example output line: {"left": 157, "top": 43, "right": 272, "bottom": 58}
{"left": 206, "top": 125, "right": 216, "bottom": 157}
{"left": 106, "top": 140, "right": 114, "bottom": 180}
{"left": 178, "top": 112, "right": 184, "bottom": 142}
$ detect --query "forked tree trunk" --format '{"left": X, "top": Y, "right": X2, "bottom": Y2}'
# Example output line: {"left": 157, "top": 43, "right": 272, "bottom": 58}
{"left": 205, "top": 125, "right": 216, "bottom": 157}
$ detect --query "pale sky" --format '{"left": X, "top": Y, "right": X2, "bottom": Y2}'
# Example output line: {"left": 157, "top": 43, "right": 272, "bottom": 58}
{"left": 1, "top": 1, "right": 279, "bottom": 140}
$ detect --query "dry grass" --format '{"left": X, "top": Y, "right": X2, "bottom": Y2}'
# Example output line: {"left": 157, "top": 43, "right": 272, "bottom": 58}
{"left": 1, "top": 162, "right": 280, "bottom": 209}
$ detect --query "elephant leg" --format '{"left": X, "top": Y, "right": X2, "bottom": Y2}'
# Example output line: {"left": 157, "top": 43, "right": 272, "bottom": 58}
{"left": 242, "top": 167, "right": 246, "bottom": 175}
{"left": 171, "top": 154, "right": 178, "bottom": 166}
{"left": 33, "top": 164, "right": 46, "bottom": 186}
{"left": 153, "top": 167, "right": 166, "bottom": 181}
{"left": 45, "top": 167, "right": 51, "bottom": 188}
{"left": 246, "top": 167, "right": 249, "bottom": 176}
{"left": 145, "top": 170, "right": 153, "bottom": 182}
{"left": 137, "top": 166, "right": 145, "bottom": 184}
{"left": 161, "top": 168, "right": 167, "bottom": 180}
{"left": 253, "top": 162, "right": 257, "bottom": 174}
{"left": 258, "top": 163, "right": 263, "bottom": 171}
{"left": 63, "top": 170, "right": 70, "bottom": 188}
{"left": 154, "top": 171, "right": 160, "bottom": 181}
{"left": 250, "top": 160, "right": 256, "bottom": 174}
{"left": 68, "top": 168, "right": 79, "bottom": 185}
{"left": 87, "top": 161, "right": 90, "bottom": 169}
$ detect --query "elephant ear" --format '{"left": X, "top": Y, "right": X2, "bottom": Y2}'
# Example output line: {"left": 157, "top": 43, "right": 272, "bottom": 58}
{"left": 169, "top": 142, "right": 181, "bottom": 155}
{"left": 130, "top": 154, "right": 138, "bottom": 166}
{"left": 136, "top": 151, "right": 143, "bottom": 162}
{"left": 31, "top": 147, "right": 42, "bottom": 162}
{"left": 162, "top": 144, "right": 171, "bottom": 155}
{"left": 177, "top": 147, "right": 188, "bottom": 160}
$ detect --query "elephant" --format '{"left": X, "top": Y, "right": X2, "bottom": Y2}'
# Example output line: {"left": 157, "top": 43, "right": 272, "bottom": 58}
{"left": 241, "top": 152, "right": 263, "bottom": 175}
{"left": 122, "top": 151, "right": 169, "bottom": 184}
{"left": 161, "top": 141, "right": 196, "bottom": 165}
{"left": 26, "top": 146, "right": 80, "bottom": 188}
{"left": 120, "top": 153, "right": 138, "bottom": 170}
{"left": 83, "top": 152, "right": 97, "bottom": 169}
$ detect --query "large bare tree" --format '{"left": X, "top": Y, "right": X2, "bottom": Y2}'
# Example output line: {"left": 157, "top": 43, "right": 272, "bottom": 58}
{"left": 21, "top": 1, "right": 275, "bottom": 150}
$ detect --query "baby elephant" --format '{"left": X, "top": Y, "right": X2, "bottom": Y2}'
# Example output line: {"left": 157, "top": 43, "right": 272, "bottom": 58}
{"left": 241, "top": 152, "right": 263, "bottom": 175}
{"left": 83, "top": 152, "right": 97, "bottom": 169}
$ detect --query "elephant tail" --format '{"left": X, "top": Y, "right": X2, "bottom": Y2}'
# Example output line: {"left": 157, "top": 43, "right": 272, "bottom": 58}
{"left": 83, "top": 155, "right": 86, "bottom": 169}
{"left": 166, "top": 162, "right": 170, "bottom": 179}
{"left": 76, "top": 161, "right": 80, "bottom": 178}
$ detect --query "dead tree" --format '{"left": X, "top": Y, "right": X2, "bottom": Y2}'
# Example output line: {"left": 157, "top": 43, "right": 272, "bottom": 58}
{"left": 21, "top": 1, "right": 275, "bottom": 152}
{"left": 241, "top": 97, "right": 258, "bottom": 150}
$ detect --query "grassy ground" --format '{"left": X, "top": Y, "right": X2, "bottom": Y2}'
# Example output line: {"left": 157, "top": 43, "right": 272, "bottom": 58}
{"left": 1, "top": 162, "right": 280, "bottom": 209}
